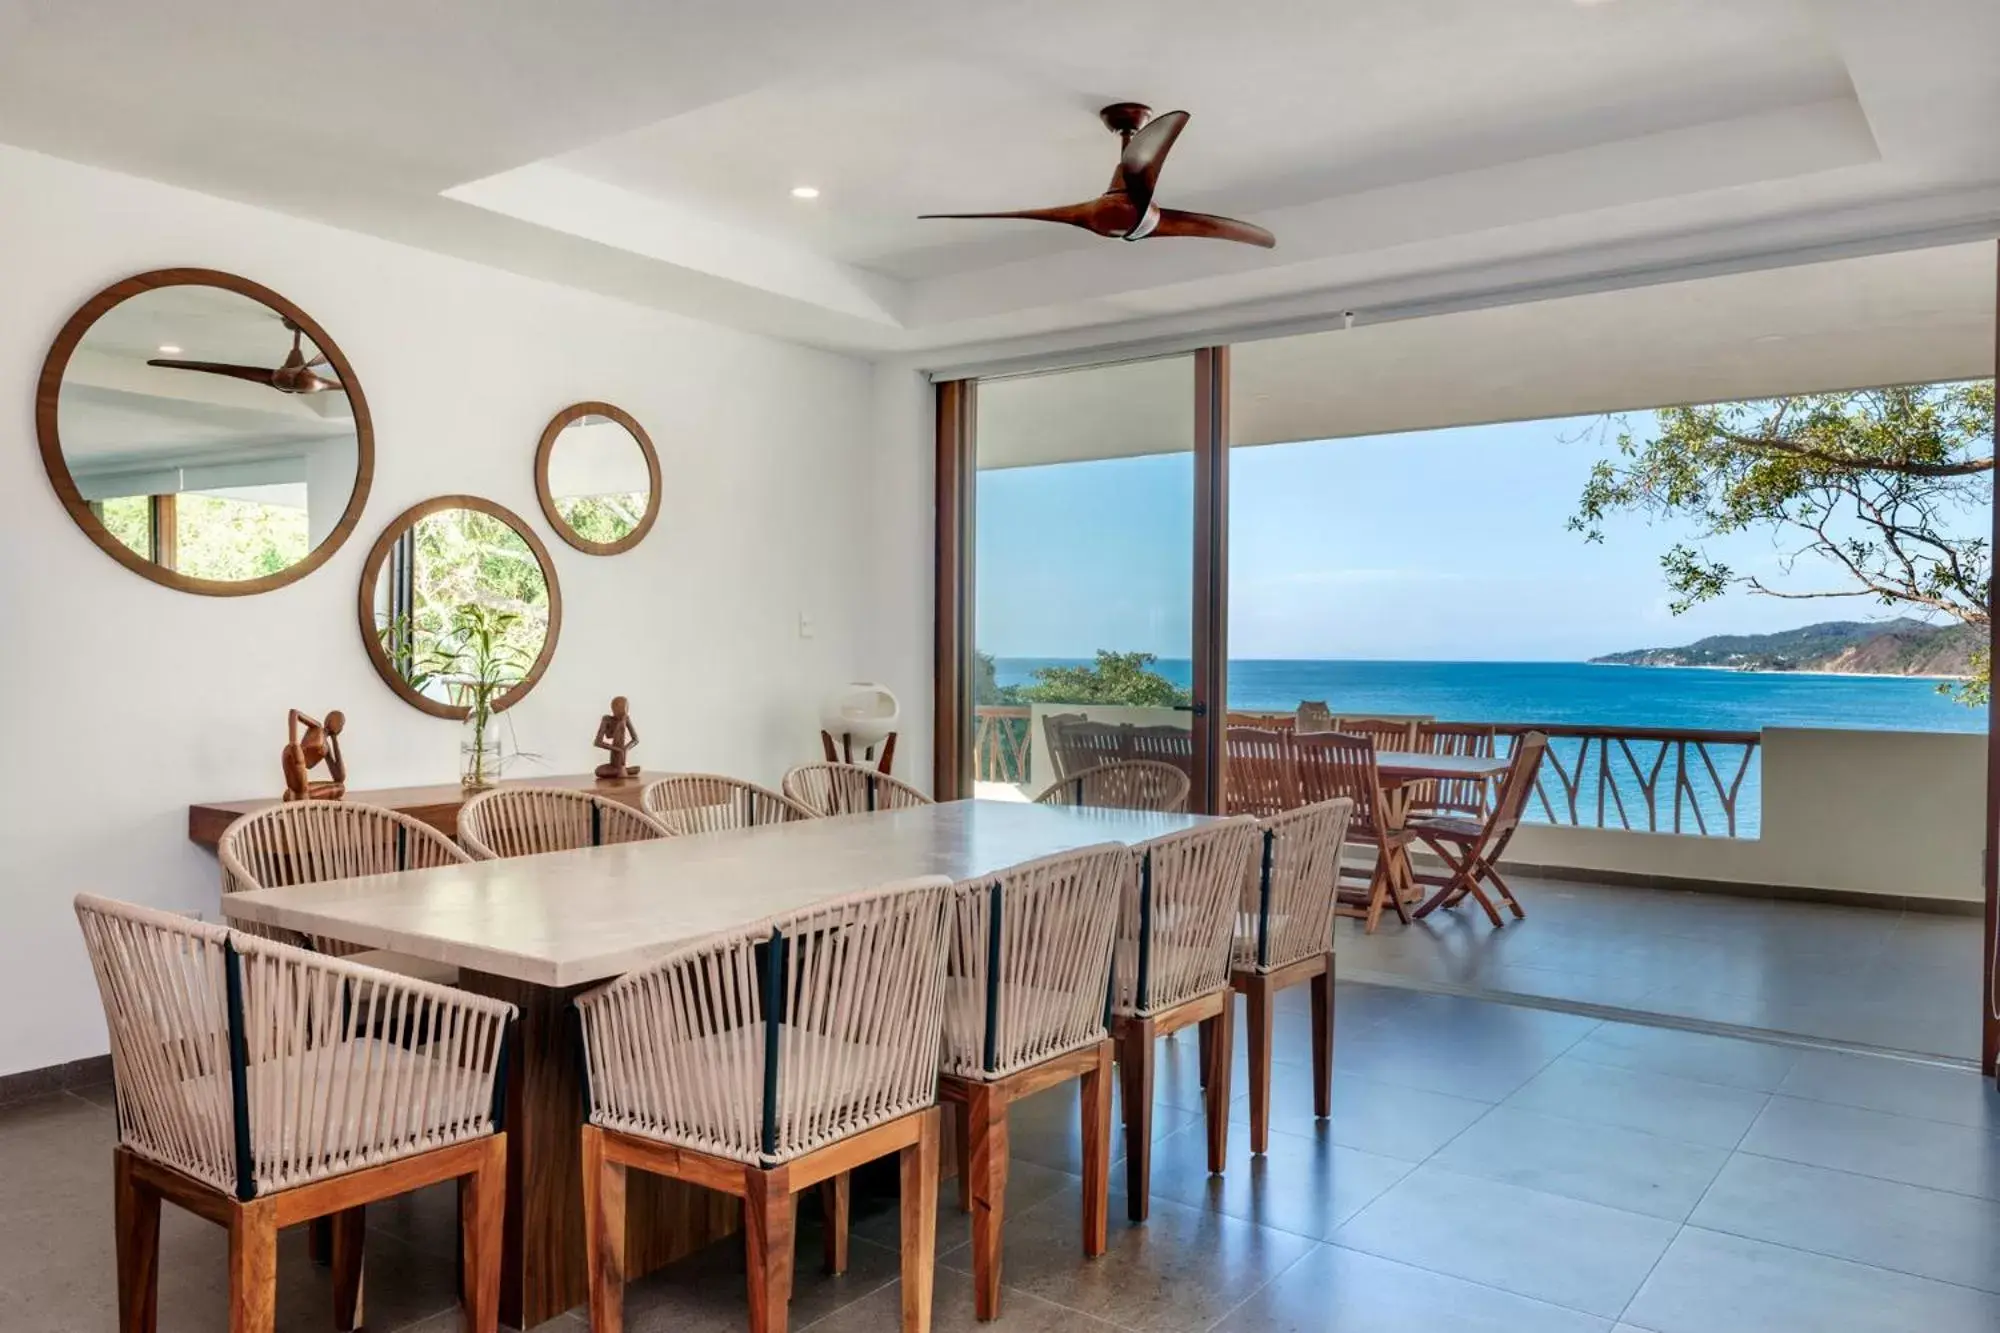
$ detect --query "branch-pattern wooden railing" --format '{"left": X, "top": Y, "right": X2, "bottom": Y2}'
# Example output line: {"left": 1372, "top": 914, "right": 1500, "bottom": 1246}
{"left": 972, "top": 706, "right": 1763, "bottom": 838}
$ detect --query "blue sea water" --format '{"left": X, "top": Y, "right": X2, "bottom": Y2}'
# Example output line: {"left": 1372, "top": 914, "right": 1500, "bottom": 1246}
{"left": 989, "top": 658, "right": 1986, "bottom": 837}
{"left": 991, "top": 657, "right": 1984, "bottom": 733}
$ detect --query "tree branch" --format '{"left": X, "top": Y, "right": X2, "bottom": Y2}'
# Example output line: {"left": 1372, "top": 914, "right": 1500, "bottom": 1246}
{"left": 1717, "top": 429, "right": 1993, "bottom": 478}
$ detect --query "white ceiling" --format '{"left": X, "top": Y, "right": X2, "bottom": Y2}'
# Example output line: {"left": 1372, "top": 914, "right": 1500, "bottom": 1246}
{"left": 2, "top": 0, "right": 1997, "bottom": 361}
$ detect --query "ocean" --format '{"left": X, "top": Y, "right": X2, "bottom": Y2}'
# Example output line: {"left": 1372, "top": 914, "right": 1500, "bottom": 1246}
{"left": 987, "top": 658, "right": 1987, "bottom": 837}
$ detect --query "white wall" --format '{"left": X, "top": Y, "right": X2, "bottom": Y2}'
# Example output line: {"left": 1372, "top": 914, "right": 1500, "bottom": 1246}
{"left": 0, "top": 144, "right": 901, "bottom": 1076}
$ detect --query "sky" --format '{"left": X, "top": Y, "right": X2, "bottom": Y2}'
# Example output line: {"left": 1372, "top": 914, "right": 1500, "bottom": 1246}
{"left": 974, "top": 413, "right": 1987, "bottom": 663}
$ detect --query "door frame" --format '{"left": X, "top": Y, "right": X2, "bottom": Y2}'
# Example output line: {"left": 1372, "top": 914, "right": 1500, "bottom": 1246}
{"left": 1984, "top": 238, "right": 1999, "bottom": 1082}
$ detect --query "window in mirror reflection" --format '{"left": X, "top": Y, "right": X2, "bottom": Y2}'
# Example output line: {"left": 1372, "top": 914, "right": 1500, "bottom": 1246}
{"left": 548, "top": 415, "right": 650, "bottom": 545}
{"left": 373, "top": 507, "right": 552, "bottom": 706}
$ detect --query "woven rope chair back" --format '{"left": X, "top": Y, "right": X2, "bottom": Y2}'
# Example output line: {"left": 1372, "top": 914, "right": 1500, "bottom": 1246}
{"left": 1333, "top": 716, "right": 1422, "bottom": 752}
{"left": 1235, "top": 798, "right": 1353, "bottom": 973}
{"left": 1033, "top": 760, "right": 1191, "bottom": 814}
{"left": 1294, "top": 731, "right": 1389, "bottom": 840}
{"left": 1487, "top": 731, "right": 1550, "bottom": 838}
{"left": 74, "top": 893, "right": 514, "bottom": 1199}
{"left": 1296, "top": 701, "right": 1334, "bottom": 733}
{"left": 218, "top": 801, "right": 470, "bottom": 953}
{"left": 1112, "top": 818, "right": 1260, "bottom": 1018}
{"left": 941, "top": 844, "right": 1130, "bottom": 1081}
{"left": 642, "top": 773, "right": 815, "bottom": 834}
{"left": 780, "top": 762, "right": 933, "bottom": 817}
{"left": 458, "top": 787, "right": 674, "bottom": 860}
{"left": 1416, "top": 722, "right": 1499, "bottom": 816}
{"left": 1225, "top": 726, "right": 1301, "bottom": 817}
{"left": 576, "top": 877, "right": 953, "bottom": 1167}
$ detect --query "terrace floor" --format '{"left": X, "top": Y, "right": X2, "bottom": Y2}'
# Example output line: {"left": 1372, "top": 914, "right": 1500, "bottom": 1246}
{"left": 7, "top": 982, "right": 1998, "bottom": 1331}
{"left": 1337, "top": 872, "right": 1987, "bottom": 1061}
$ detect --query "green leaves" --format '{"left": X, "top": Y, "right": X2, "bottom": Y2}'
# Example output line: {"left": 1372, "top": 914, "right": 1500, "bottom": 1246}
{"left": 1002, "top": 650, "right": 1193, "bottom": 708}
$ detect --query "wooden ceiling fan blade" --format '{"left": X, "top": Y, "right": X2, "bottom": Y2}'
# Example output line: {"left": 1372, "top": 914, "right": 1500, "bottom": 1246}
{"left": 1150, "top": 208, "right": 1276, "bottom": 248}
{"left": 145, "top": 359, "right": 280, "bottom": 385}
{"left": 919, "top": 197, "right": 1127, "bottom": 236}
{"left": 1120, "top": 110, "right": 1189, "bottom": 214}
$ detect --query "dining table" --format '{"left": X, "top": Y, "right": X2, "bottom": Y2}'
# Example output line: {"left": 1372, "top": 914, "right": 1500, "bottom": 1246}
{"left": 1351, "top": 750, "right": 1513, "bottom": 924}
{"left": 219, "top": 798, "right": 1217, "bottom": 1329}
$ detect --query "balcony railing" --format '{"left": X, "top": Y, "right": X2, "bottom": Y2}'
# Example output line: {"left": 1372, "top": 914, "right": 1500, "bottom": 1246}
{"left": 971, "top": 705, "right": 1763, "bottom": 838}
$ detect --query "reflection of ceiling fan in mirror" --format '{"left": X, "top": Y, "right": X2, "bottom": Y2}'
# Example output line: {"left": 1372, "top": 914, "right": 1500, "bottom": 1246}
{"left": 146, "top": 318, "right": 342, "bottom": 394}
{"left": 920, "top": 103, "right": 1276, "bottom": 248}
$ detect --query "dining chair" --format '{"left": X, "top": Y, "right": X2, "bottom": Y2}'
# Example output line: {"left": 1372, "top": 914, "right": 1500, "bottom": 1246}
{"left": 75, "top": 893, "right": 514, "bottom": 1333}
{"left": 1224, "top": 726, "right": 1301, "bottom": 817}
{"left": 1410, "top": 731, "right": 1550, "bottom": 926}
{"left": 1225, "top": 711, "right": 1292, "bottom": 731}
{"left": 1295, "top": 700, "right": 1334, "bottom": 733}
{"left": 780, "top": 761, "right": 933, "bottom": 817}
{"left": 1412, "top": 722, "right": 1499, "bottom": 818}
{"left": 1221, "top": 798, "right": 1353, "bottom": 1154}
{"left": 1332, "top": 716, "right": 1422, "bottom": 751}
{"left": 936, "top": 845, "right": 1130, "bottom": 1319}
{"left": 217, "top": 800, "right": 468, "bottom": 983}
{"left": 1032, "top": 759, "right": 1190, "bottom": 813}
{"left": 576, "top": 878, "right": 952, "bottom": 1333}
{"left": 642, "top": 773, "right": 816, "bottom": 833}
{"left": 1295, "top": 732, "right": 1413, "bottom": 933}
{"left": 1109, "top": 818, "right": 1261, "bottom": 1221}
{"left": 458, "top": 786, "right": 674, "bottom": 860}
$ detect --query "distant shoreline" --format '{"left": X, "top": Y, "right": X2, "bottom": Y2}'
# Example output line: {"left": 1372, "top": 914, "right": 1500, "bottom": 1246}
{"left": 1587, "top": 661, "right": 1969, "bottom": 682}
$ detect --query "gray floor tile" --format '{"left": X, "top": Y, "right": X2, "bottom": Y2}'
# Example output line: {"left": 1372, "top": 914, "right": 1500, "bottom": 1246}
{"left": 809, "top": 1263, "right": 1126, "bottom": 1331}
{"left": 1778, "top": 1048, "right": 2000, "bottom": 1130}
{"left": 1564, "top": 1022, "right": 1800, "bottom": 1093}
{"left": 1623, "top": 1225, "right": 2000, "bottom": 1333}
{"left": 1212, "top": 1243, "right": 1613, "bottom": 1333}
{"left": 614, "top": 1229, "right": 900, "bottom": 1333}
{"left": 1331, "top": 1165, "right": 1677, "bottom": 1318}
{"left": 1139, "top": 1119, "right": 1412, "bottom": 1239}
{"left": 874, "top": 1158, "right": 1079, "bottom": 1260}
{"left": 1241, "top": 1069, "right": 1492, "bottom": 1162}
{"left": 1429, "top": 1105, "right": 1730, "bottom": 1221}
{"left": 1738, "top": 1094, "right": 2000, "bottom": 1201}
{"left": 1689, "top": 1153, "right": 2000, "bottom": 1294}
{"left": 1329, "top": 1027, "right": 1574, "bottom": 1104}
{"left": 1502, "top": 1056, "right": 1769, "bottom": 1150}
{"left": 942, "top": 1181, "right": 1315, "bottom": 1333}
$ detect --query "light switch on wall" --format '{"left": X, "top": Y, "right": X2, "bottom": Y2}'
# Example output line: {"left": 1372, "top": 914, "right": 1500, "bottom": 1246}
{"left": 798, "top": 612, "right": 815, "bottom": 639}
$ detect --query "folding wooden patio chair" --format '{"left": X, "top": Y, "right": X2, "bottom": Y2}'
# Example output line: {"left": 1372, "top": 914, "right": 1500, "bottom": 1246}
{"left": 1224, "top": 726, "right": 1300, "bottom": 817}
{"left": 1294, "top": 731, "right": 1414, "bottom": 933}
{"left": 1409, "top": 731, "right": 1549, "bottom": 927}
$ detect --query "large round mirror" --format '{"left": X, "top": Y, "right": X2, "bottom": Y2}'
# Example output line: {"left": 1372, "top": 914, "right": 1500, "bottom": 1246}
{"left": 534, "top": 402, "right": 660, "bottom": 555}
{"left": 36, "top": 269, "right": 371, "bottom": 595}
{"left": 357, "top": 496, "right": 562, "bottom": 719}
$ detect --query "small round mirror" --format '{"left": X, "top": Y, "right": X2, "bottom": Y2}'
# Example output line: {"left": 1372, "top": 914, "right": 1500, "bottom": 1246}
{"left": 534, "top": 402, "right": 660, "bottom": 555}
{"left": 357, "top": 496, "right": 562, "bottom": 718}
{"left": 37, "top": 270, "right": 372, "bottom": 595}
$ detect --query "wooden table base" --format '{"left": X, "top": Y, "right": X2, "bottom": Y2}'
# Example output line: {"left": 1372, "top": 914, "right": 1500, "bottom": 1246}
{"left": 460, "top": 971, "right": 739, "bottom": 1328}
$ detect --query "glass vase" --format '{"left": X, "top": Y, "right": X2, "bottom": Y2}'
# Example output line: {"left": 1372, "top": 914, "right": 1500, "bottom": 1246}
{"left": 459, "top": 701, "right": 503, "bottom": 792}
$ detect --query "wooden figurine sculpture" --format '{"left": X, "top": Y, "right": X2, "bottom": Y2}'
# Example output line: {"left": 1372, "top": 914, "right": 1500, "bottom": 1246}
{"left": 593, "top": 696, "right": 640, "bottom": 779}
{"left": 281, "top": 709, "right": 347, "bottom": 802}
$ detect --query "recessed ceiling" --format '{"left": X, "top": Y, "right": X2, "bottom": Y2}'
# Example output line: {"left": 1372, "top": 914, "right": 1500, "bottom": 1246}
{"left": 2, "top": 0, "right": 1996, "bottom": 360}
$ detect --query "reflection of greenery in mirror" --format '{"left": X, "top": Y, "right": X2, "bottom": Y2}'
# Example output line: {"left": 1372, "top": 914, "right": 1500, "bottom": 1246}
{"left": 555, "top": 492, "right": 649, "bottom": 545}
{"left": 42, "top": 272, "right": 368, "bottom": 594}
{"left": 372, "top": 507, "right": 550, "bottom": 708}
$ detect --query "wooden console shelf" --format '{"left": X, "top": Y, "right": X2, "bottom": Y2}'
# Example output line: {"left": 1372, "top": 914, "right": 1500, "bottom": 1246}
{"left": 188, "top": 772, "right": 655, "bottom": 850}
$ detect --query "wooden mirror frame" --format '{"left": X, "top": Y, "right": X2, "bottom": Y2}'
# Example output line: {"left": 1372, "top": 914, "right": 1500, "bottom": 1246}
{"left": 533, "top": 401, "right": 662, "bottom": 555}
{"left": 35, "top": 268, "right": 374, "bottom": 596}
{"left": 356, "top": 495, "right": 564, "bottom": 720}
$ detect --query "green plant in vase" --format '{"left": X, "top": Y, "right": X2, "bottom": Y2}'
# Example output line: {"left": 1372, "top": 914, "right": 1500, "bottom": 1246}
{"left": 414, "top": 603, "right": 533, "bottom": 792}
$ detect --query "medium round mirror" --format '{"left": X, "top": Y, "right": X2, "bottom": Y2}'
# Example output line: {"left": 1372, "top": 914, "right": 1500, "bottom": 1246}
{"left": 534, "top": 402, "right": 660, "bottom": 555}
{"left": 357, "top": 496, "right": 562, "bottom": 719}
{"left": 36, "top": 269, "right": 371, "bottom": 595}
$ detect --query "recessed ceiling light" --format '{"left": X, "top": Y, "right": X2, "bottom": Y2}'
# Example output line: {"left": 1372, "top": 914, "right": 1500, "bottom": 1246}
{"left": 790, "top": 185, "right": 821, "bottom": 200}
{"left": 157, "top": 344, "right": 182, "bottom": 354}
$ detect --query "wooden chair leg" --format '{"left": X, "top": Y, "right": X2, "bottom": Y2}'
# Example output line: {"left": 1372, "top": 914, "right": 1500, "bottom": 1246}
{"left": 1309, "top": 959, "right": 1334, "bottom": 1121}
{"left": 953, "top": 1096, "right": 973, "bottom": 1215}
{"left": 1486, "top": 861, "right": 1526, "bottom": 918}
{"left": 113, "top": 1149, "right": 161, "bottom": 1333}
{"left": 744, "top": 1168, "right": 796, "bottom": 1333}
{"left": 965, "top": 1082, "right": 1009, "bottom": 1321}
{"left": 1117, "top": 1017, "right": 1157, "bottom": 1223}
{"left": 899, "top": 1110, "right": 939, "bottom": 1333}
{"left": 1242, "top": 974, "right": 1273, "bottom": 1155}
{"left": 1363, "top": 853, "right": 1391, "bottom": 934}
{"left": 1202, "top": 1001, "right": 1234, "bottom": 1172}
{"left": 1078, "top": 1038, "right": 1112, "bottom": 1259}
{"left": 330, "top": 1205, "right": 366, "bottom": 1331}
{"left": 308, "top": 1216, "right": 333, "bottom": 1266}
{"left": 1197, "top": 1019, "right": 1214, "bottom": 1089}
{"left": 820, "top": 1174, "right": 850, "bottom": 1276}
{"left": 227, "top": 1200, "right": 279, "bottom": 1333}
{"left": 580, "top": 1126, "right": 627, "bottom": 1333}
{"left": 461, "top": 1134, "right": 506, "bottom": 1333}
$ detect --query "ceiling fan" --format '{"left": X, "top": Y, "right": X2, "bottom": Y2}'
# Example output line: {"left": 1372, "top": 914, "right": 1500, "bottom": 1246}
{"left": 920, "top": 102, "right": 1275, "bottom": 249}
{"left": 146, "top": 319, "right": 342, "bottom": 395}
